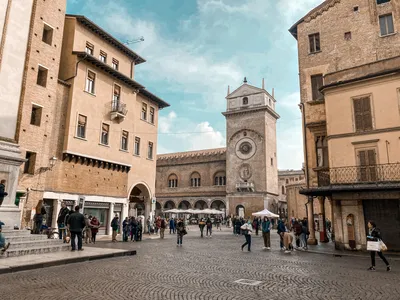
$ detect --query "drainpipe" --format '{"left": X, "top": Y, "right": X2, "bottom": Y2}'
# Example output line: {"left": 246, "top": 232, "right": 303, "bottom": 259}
{"left": 130, "top": 60, "right": 135, "bottom": 79}
{"left": 298, "top": 103, "right": 309, "bottom": 189}
{"left": 64, "top": 53, "right": 88, "bottom": 81}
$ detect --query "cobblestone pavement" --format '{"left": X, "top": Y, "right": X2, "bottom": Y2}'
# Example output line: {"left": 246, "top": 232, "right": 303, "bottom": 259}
{"left": 1, "top": 227, "right": 399, "bottom": 300}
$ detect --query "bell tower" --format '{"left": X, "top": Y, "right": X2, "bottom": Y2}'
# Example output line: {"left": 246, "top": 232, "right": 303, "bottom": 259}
{"left": 222, "top": 78, "right": 280, "bottom": 218}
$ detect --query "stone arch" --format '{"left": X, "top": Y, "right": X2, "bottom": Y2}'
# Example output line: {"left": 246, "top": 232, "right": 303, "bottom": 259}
{"left": 178, "top": 200, "right": 191, "bottom": 209}
{"left": 155, "top": 201, "right": 162, "bottom": 217}
{"left": 128, "top": 182, "right": 152, "bottom": 221}
{"left": 210, "top": 199, "right": 226, "bottom": 210}
{"left": 164, "top": 200, "right": 176, "bottom": 209}
{"left": 194, "top": 199, "right": 208, "bottom": 210}
{"left": 236, "top": 204, "right": 245, "bottom": 218}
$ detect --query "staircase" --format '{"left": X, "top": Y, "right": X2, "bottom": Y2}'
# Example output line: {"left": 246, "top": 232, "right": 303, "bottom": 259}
{"left": 1, "top": 227, "right": 70, "bottom": 258}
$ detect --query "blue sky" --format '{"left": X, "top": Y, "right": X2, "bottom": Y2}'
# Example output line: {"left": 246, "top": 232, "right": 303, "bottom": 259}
{"left": 67, "top": 0, "right": 323, "bottom": 170}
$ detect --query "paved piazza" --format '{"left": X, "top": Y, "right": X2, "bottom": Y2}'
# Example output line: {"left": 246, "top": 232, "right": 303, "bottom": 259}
{"left": 1, "top": 227, "right": 399, "bottom": 300}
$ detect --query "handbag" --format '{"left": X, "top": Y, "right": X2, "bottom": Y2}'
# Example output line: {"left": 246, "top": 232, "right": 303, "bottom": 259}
{"left": 379, "top": 240, "right": 388, "bottom": 252}
{"left": 367, "top": 241, "right": 380, "bottom": 251}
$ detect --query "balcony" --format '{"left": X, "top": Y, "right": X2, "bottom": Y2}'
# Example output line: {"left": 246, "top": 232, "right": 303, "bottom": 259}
{"left": 236, "top": 182, "right": 255, "bottom": 192}
{"left": 317, "top": 163, "right": 400, "bottom": 187}
{"left": 110, "top": 100, "right": 127, "bottom": 121}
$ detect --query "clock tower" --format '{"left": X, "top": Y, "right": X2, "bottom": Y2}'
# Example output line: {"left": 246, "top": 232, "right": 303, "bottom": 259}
{"left": 222, "top": 78, "right": 280, "bottom": 218}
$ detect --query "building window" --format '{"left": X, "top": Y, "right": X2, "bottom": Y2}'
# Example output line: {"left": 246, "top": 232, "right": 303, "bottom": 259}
{"left": 379, "top": 14, "right": 394, "bottom": 36}
{"left": 113, "top": 84, "right": 120, "bottom": 102}
{"left": 99, "top": 50, "right": 107, "bottom": 63}
{"left": 24, "top": 151, "right": 36, "bottom": 174}
{"left": 148, "top": 142, "right": 153, "bottom": 159}
{"left": 358, "top": 149, "right": 377, "bottom": 182}
{"left": 121, "top": 130, "right": 128, "bottom": 151}
{"left": 309, "top": 33, "right": 320, "bottom": 53}
{"left": 190, "top": 172, "right": 201, "bottom": 187}
{"left": 353, "top": 6, "right": 359, "bottom": 12}
{"left": 30, "top": 105, "right": 42, "bottom": 126}
{"left": 285, "top": 179, "right": 289, "bottom": 184}
{"left": 85, "top": 42, "right": 94, "bottom": 55}
{"left": 42, "top": 23, "right": 53, "bottom": 45}
{"left": 101, "top": 123, "right": 109, "bottom": 145}
{"left": 299, "top": 176, "right": 304, "bottom": 180}
{"left": 316, "top": 136, "right": 329, "bottom": 168}
{"left": 344, "top": 32, "right": 352, "bottom": 40}
{"left": 141, "top": 103, "right": 147, "bottom": 120}
{"left": 150, "top": 107, "right": 155, "bottom": 124}
{"left": 377, "top": 0, "right": 390, "bottom": 4}
{"left": 242, "top": 97, "right": 249, "bottom": 105}
{"left": 353, "top": 96, "right": 373, "bottom": 132}
{"left": 77, "top": 114, "right": 87, "bottom": 138}
{"left": 214, "top": 172, "right": 226, "bottom": 186}
{"left": 134, "top": 137, "right": 140, "bottom": 155}
{"left": 311, "top": 74, "right": 324, "bottom": 101}
{"left": 168, "top": 174, "right": 178, "bottom": 188}
{"left": 112, "top": 58, "right": 119, "bottom": 70}
{"left": 37, "top": 66, "right": 48, "bottom": 87}
{"left": 281, "top": 186, "right": 285, "bottom": 195}
{"left": 85, "top": 70, "right": 96, "bottom": 94}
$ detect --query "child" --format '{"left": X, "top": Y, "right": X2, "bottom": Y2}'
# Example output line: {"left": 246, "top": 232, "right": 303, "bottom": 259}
{"left": 0, "top": 221, "right": 10, "bottom": 253}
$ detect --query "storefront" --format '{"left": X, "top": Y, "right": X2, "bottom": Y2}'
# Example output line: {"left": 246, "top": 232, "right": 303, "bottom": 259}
{"left": 84, "top": 202, "right": 110, "bottom": 235}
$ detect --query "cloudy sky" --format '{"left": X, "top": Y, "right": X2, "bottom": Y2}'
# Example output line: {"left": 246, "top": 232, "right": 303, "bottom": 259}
{"left": 67, "top": 0, "right": 323, "bottom": 170}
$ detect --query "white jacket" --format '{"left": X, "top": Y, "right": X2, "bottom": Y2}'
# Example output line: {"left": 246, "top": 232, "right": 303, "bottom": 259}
{"left": 240, "top": 223, "right": 253, "bottom": 235}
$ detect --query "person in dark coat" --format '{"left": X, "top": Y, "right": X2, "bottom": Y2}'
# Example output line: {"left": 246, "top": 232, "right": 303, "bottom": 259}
{"left": 367, "top": 221, "right": 391, "bottom": 271}
{"left": 66, "top": 205, "right": 85, "bottom": 251}
{"left": 130, "top": 217, "right": 138, "bottom": 242}
{"left": 57, "top": 202, "right": 69, "bottom": 241}
{"left": 33, "top": 210, "right": 44, "bottom": 234}
{"left": 0, "top": 180, "right": 8, "bottom": 207}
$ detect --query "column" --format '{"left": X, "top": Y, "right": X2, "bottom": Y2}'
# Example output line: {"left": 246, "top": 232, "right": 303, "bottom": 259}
{"left": 327, "top": 197, "right": 335, "bottom": 241}
{"left": 108, "top": 203, "right": 114, "bottom": 236}
{"left": 333, "top": 199, "right": 343, "bottom": 250}
{"left": 307, "top": 196, "right": 318, "bottom": 245}
{"left": 53, "top": 199, "right": 63, "bottom": 229}
{"left": 318, "top": 196, "right": 329, "bottom": 243}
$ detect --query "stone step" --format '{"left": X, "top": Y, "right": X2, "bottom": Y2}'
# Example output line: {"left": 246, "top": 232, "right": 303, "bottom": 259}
{"left": 4, "top": 234, "right": 49, "bottom": 243}
{"left": 2, "top": 244, "right": 70, "bottom": 258}
{"left": 1, "top": 230, "right": 32, "bottom": 236}
{"left": 8, "top": 239, "right": 65, "bottom": 250}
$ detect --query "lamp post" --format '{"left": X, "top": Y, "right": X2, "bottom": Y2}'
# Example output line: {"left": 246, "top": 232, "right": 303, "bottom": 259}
{"left": 49, "top": 156, "right": 57, "bottom": 170}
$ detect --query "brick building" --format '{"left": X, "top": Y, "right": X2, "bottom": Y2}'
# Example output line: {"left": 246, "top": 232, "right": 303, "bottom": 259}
{"left": 290, "top": 0, "right": 400, "bottom": 250}
{"left": 155, "top": 80, "right": 281, "bottom": 218}
{"left": 8, "top": 4, "right": 169, "bottom": 234}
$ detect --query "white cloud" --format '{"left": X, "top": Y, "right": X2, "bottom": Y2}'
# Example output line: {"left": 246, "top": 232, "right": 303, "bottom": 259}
{"left": 187, "top": 122, "right": 225, "bottom": 150}
{"left": 278, "top": 92, "right": 301, "bottom": 110}
{"left": 277, "top": 0, "right": 324, "bottom": 24}
{"left": 158, "top": 111, "right": 177, "bottom": 134}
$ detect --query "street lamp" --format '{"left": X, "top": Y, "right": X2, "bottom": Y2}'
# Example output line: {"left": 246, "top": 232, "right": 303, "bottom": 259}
{"left": 49, "top": 156, "right": 57, "bottom": 169}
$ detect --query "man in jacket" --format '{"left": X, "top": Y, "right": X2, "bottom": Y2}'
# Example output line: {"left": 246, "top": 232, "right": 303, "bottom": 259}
{"left": 67, "top": 205, "right": 85, "bottom": 251}
{"left": 169, "top": 218, "right": 175, "bottom": 234}
{"left": 160, "top": 218, "right": 166, "bottom": 239}
{"left": 57, "top": 202, "right": 69, "bottom": 241}
{"left": 111, "top": 215, "right": 119, "bottom": 242}
{"left": 199, "top": 218, "right": 206, "bottom": 238}
{"left": 262, "top": 217, "right": 271, "bottom": 250}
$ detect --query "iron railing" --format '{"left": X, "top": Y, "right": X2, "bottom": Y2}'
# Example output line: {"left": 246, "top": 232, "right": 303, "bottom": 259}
{"left": 111, "top": 100, "right": 127, "bottom": 116}
{"left": 317, "top": 163, "right": 400, "bottom": 186}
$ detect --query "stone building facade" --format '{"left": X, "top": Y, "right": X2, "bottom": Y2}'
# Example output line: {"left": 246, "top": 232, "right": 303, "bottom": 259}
{"left": 290, "top": 0, "right": 400, "bottom": 250}
{"left": 155, "top": 80, "right": 281, "bottom": 218}
{"left": 277, "top": 170, "right": 305, "bottom": 217}
{"left": 10, "top": 10, "right": 169, "bottom": 234}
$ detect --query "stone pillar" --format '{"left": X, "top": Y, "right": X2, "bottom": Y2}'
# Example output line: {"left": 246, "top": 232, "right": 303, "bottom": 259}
{"left": 333, "top": 199, "right": 344, "bottom": 250}
{"left": 108, "top": 202, "right": 114, "bottom": 236}
{"left": 318, "top": 196, "right": 329, "bottom": 243}
{"left": 307, "top": 196, "right": 318, "bottom": 245}
{"left": 327, "top": 197, "right": 335, "bottom": 241}
{"left": 0, "top": 141, "right": 25, "bottom": 226}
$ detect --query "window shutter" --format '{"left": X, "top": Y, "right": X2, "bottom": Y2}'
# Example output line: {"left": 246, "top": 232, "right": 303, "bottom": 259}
{"left": 315, "top": 33, "right": 320, "bottom": 51}
{"left": 114, "top": 85, "right": 120, "bottom": 96}
{"left": 361, "top": 97, "right": 373, "bottom": 130}
{"left": 309, "top": 35, "right": 314, "bottom": 52}
{"left": 88, "top": 71, "right": 95, "bottom": 80}
{"left": 358, "top": 150, "right": 367, "bottom": 166}
{"left": 102, "top": 124, "right": 109, "bottom": 132}
{"left": 78, "top": 115, "right": 86, "bottom": 125}
{"left": 122, "top": 130, "right": 128, "bottom": 138}
{"left": 353, "top": 99, "right": 363, "bottom": 131}
{"left": 367, "top": 149, "right": 376, "bottom": 165}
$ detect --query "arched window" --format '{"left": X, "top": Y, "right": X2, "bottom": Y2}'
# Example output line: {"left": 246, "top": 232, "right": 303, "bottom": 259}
{"left": 190, "top": 172, "right": 201, "bottom": 187}
{"left": 168, "top": 174, "right": 178, "bottom": 188}
{"left": 242, "top": 97, "right": 248, "bottom": 105}
{"left": 214, "top": 171, "right": 226, "bottom": 186}
{"left": 281, "top": 186, "right": 285, "bottom": 195}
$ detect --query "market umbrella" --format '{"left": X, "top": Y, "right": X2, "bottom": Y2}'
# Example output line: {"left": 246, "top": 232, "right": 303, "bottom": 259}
{"left": 252, "top": 209, "right": 280, "bottom": 218}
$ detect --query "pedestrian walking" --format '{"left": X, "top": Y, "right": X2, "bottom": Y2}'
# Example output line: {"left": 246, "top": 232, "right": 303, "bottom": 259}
{"left": 235, "top": 218, "right": 242, "bottom": 236}
{"left": 176, "top": 219, "right": 186, "bottom": 246}
{"left": 216, "top": 217, "right": 222, "bottom": 231}
{"left": 293, "top": 220, "right": 302, "bottom": 248}
{"left": 84, "top": 214, "right": 92, "bottom": 244}
{"left": 253, "top": 218, "right": 260, "bottom": 236}
{"left": 367, "top": 221, "right": 391, "bottom": 271}
{"left": 160, "top": 218, "right": 166, "bottom": 239}
{"left": 169, "top": 217, "right": 175, "bottom": 234}
{"left": 67, "top": 205, "right": 86, "bottom": 251}
{"left": 206, "top": 217, "right": 212, "bottom": 237}
{"left": 33, "top": 209, "right": 44, "bottom": 234}
{"left": 90, "top": 216, "right": 100, "bottom": 244}
{"left": 199, "top": 218, "right": 206, "bottom": 238}
{"left": 122, "top": 217, "right": 129, "bottom": 242}
{"left": 130, "top": 217, "right": 138, "bottom": 242}
{"left": 261, "top": 217, "right": 271, "bottom": 250}
{"left": 57, "top": 202, "right": 69, "bottom": 242}
{"left": 240, "top": 220, "right": 252, "bottom": 252}
{"left": 277, "top": 219, "right": 286, "bottom": 250}
{"left": 300, "top": 221, "right": 308, "bottom": 250}
{"left": 137, "top": 218, "right": 143, "bottom": 241}
{"left": 111, "top": 215, "right": 119, "bottom": 242}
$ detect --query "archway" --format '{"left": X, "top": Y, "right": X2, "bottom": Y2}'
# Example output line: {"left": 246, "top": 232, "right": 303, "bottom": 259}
{"left": 164, "top": 200, "right": 175, "bottom": 210}
{"left": 155, "top": 201, "right": 162, "bottom": 217}
{"left": 211, "top": 200, "right": 226, "bottom": 218}
{"left": 178, "top": 200, "right": 191, "bottom": 210}
{"left": 236, "top": 205, "right": 245, "bottom": 218}
{"left": 129, "top": 183, "right": 151, "bottom": 221}
{"left": 194, "top": 200, "right": 208, "bottom": 210}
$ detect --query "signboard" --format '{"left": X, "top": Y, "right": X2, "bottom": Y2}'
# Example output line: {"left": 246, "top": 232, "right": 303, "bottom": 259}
{"left": 78, "top": 196, "right": 85, "bottom": 213}
{"left": 152, "top": 197, "right": 156, "bottom": 204}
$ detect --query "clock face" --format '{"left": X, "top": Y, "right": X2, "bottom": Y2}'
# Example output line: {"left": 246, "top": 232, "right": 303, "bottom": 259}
{"left": 235, "top": 138, "right": 256, "bottom": 160}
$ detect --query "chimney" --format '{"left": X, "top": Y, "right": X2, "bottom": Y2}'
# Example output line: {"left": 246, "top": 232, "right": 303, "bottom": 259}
{"left": 227, "top": 85, "right": 230, "bottom": 96}
{"left": 262, "top": 78, "right": 265, "bottom": 90}
{"left": 272, "top": 88, "right": 275, "bottom": 98}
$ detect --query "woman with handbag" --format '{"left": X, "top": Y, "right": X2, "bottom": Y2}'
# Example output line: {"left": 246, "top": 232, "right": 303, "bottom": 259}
{"left": 240, "top": 220, "right": 253, "bottom": 252}
{"left": 367, "top": 221, "right": 391, "bottom": 271}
